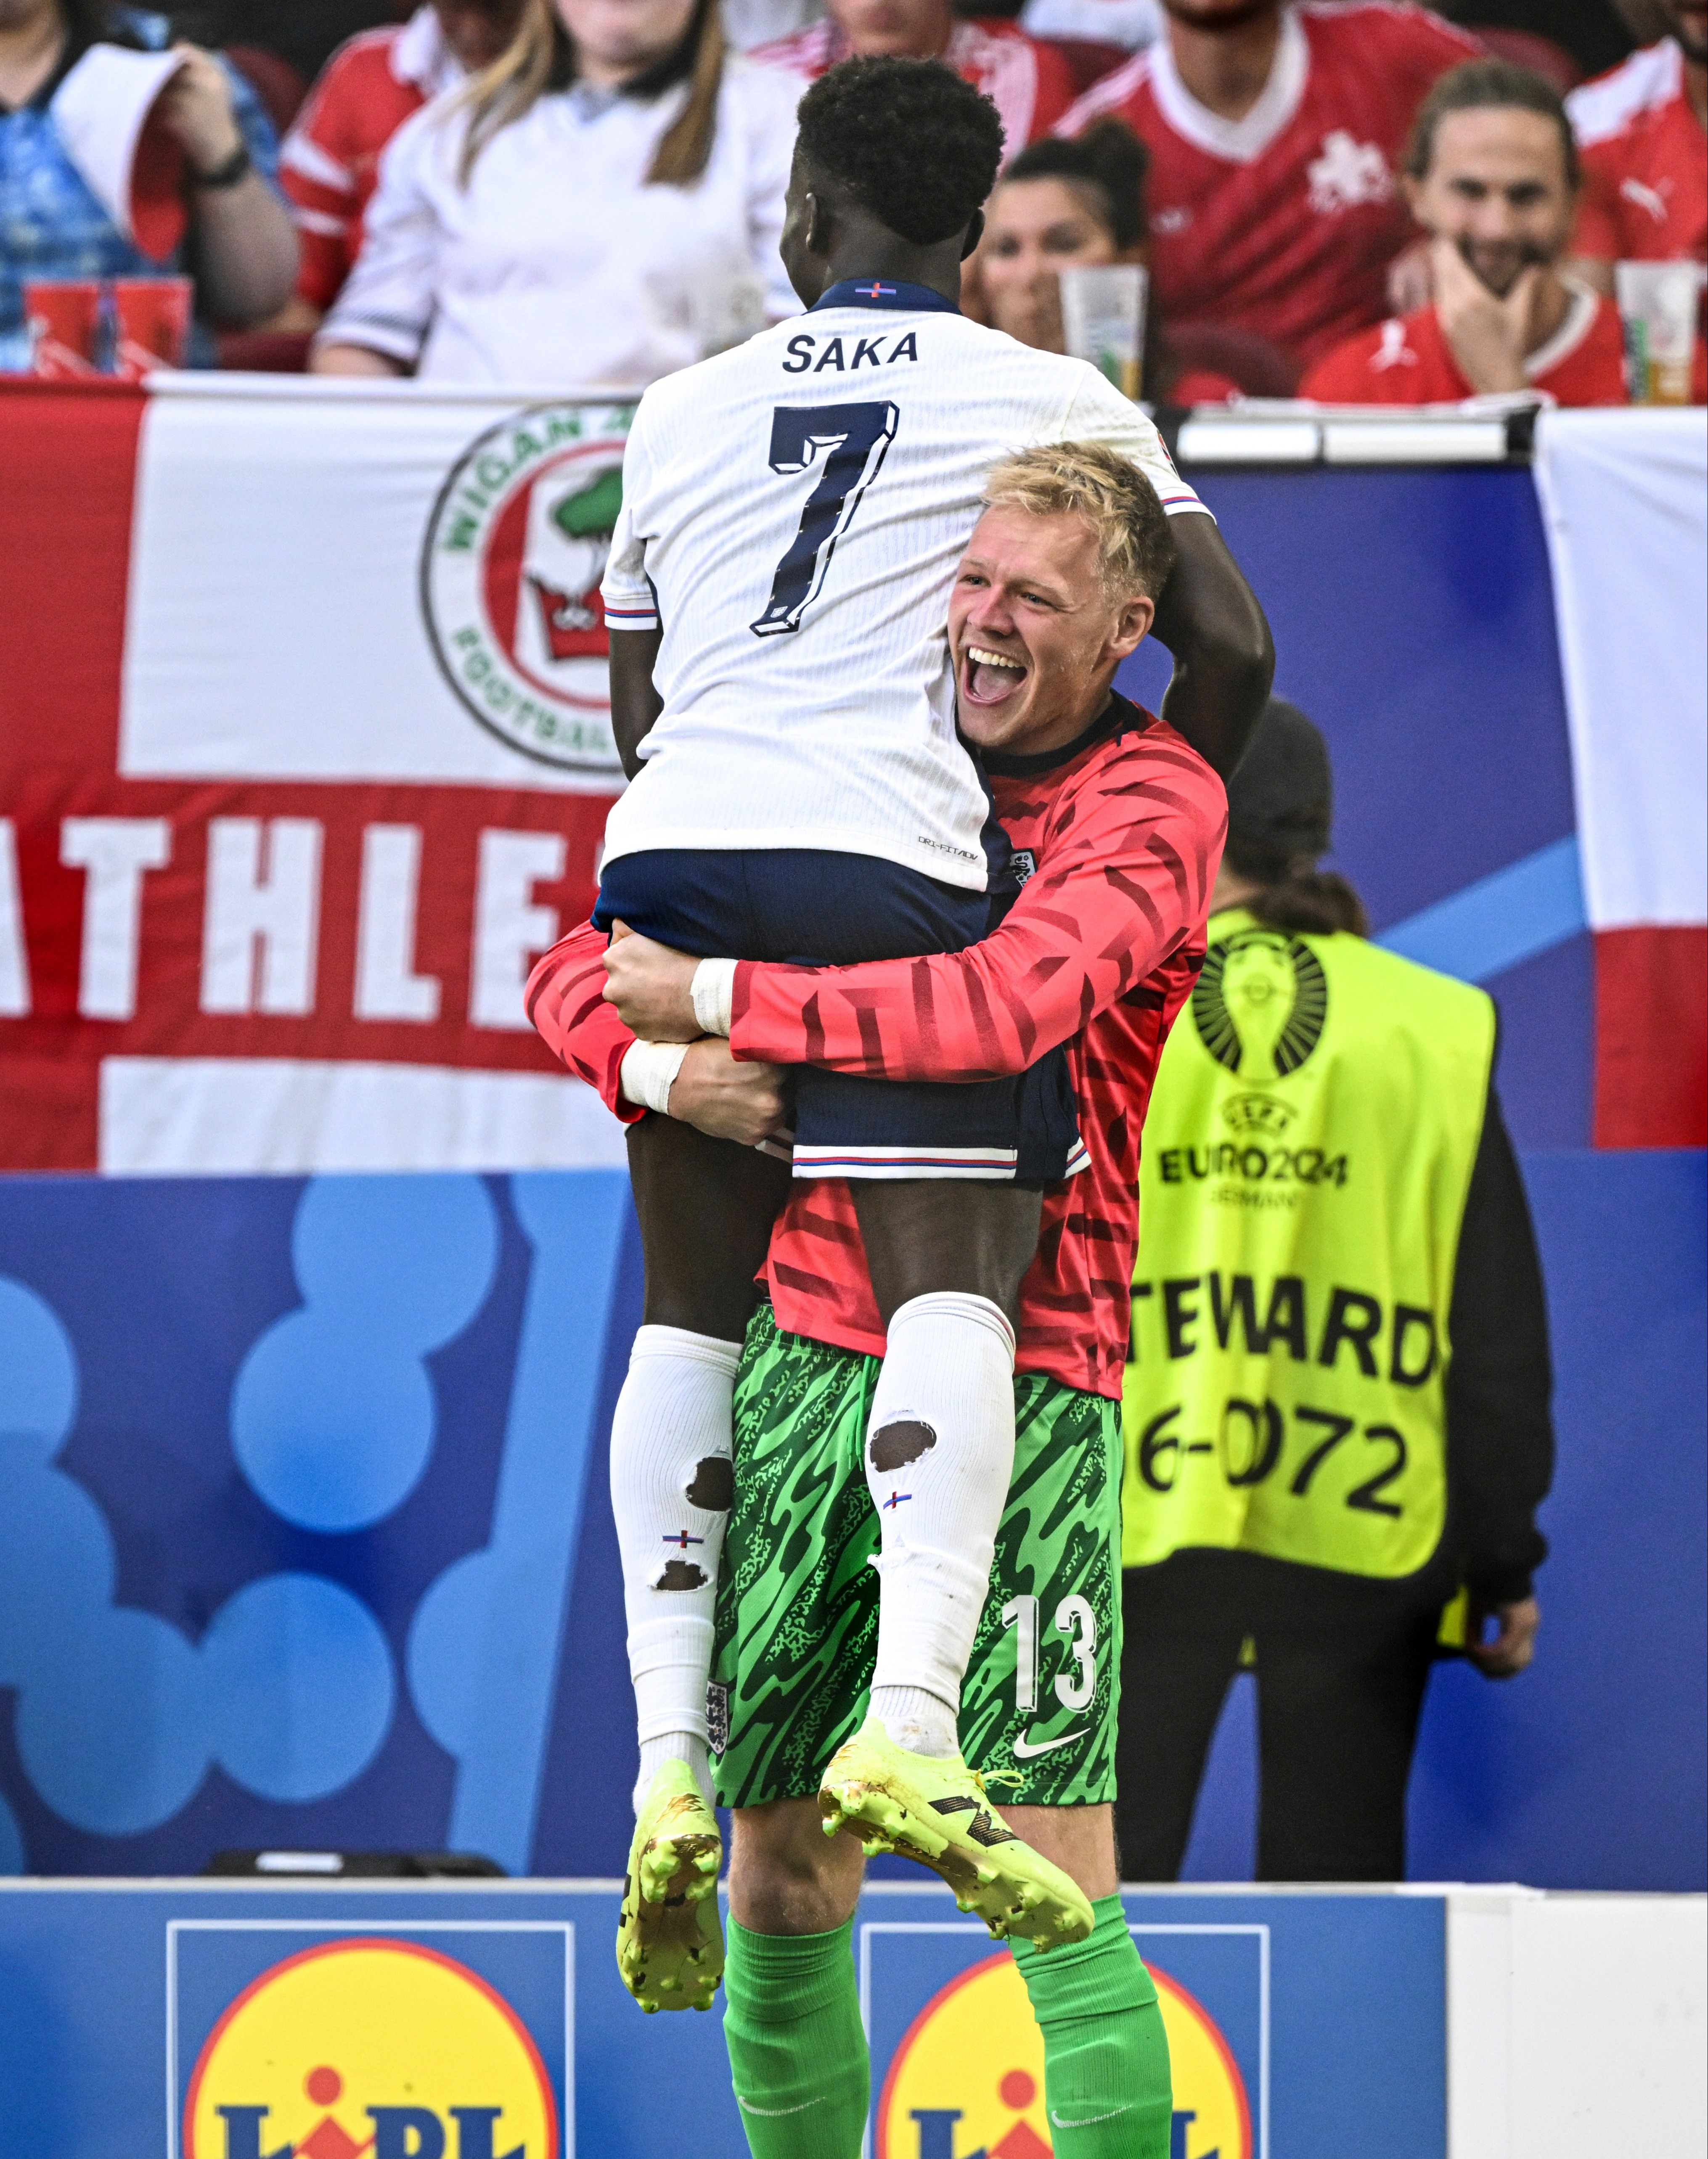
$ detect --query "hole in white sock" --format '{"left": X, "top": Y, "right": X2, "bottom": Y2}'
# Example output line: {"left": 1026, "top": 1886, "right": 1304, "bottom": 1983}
{"left": 653, "top": 1559, "right": 709, "bottom": 1590}
{"left": 870, "top": 1418, "right": 937, "bottom": 1472}
{"left": 684, "top": 1455, "right": 733, "bottom": 1510}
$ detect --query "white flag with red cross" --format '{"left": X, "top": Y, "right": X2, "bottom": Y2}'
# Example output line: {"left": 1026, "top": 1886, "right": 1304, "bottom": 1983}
{"left": 0, "top": 378, "right": 637, "bottom": 1173}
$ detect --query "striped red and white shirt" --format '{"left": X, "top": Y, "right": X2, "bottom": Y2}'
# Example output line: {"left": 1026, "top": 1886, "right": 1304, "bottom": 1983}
{"left": 280, "top": 7, "right": 464, "bottom": 313}
{"left": 527, "top": 696, "right": 1226, "bottom": 1398}
{"left": 749, "top": 15, "right": 1078, "bottom": 153}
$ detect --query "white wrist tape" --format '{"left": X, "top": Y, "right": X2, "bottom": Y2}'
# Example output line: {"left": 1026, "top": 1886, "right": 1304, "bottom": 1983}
{"left": 620, "top": 1038, "right": 689, "bottom": 1115}
{"left": 690, "top": 957, "right": 736, "bottom": 1038}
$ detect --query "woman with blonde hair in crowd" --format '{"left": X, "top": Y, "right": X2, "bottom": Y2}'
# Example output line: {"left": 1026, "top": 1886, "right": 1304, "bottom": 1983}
{"left": 311, "top": 0, "right": 801, "bottom": 386}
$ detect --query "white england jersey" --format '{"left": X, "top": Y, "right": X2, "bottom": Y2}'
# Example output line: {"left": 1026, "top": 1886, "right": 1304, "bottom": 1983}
{"left": 599, "top": 281, "right": 1207, "bottom": 892}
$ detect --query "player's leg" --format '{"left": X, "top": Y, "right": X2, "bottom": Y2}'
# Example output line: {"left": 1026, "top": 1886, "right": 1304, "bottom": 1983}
{"left": 966, "top": 1374, "right": 1171, "bottom": 2155}
{"left": 818, "top": 1177, "right": 1100, "bottom": 1948}
{"left": 1004, "top": 1806, "right": 1173, "bottom": 2159}
{"left": 819, "top": 1179, "right": 1104, "bottom": 1943}
{"left": 723, "top": 1799, "right": 869, "bottom": 2159}
{"left": 613, "top": 1117, "right": 792, "bottom": 2012}
{"left": 712, "top": 1311, "right": 889, "bottom": 2156}
{"left": 594, "top": 850, "right": 800, "bottom": 2008}
{"left": 851, "top": 1177, "right": 1041, "bottom": 1759}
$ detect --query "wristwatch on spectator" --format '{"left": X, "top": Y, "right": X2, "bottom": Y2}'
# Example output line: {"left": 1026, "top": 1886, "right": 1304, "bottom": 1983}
{"left": 193, "top": 141, "right": 252, "bottom": 190}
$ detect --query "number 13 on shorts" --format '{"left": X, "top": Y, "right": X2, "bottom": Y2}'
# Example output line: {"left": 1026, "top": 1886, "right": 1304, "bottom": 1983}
{"left": 1003, "top": 1592, "right": 1098, "bottom": 1714}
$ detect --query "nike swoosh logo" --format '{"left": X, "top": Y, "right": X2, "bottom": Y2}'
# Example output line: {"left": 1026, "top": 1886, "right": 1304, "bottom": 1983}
{"left": 1052, "top": 2103, "right": 1133, "bottom": 2128}
{"left": 737, "top": 2098, "right": 819, "bottom": 2117}
{"left": 1012, "top": 1728, "right": 1087, "bottom": 1759}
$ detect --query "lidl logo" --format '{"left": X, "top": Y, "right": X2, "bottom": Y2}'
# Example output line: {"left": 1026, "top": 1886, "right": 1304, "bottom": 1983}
{"left": 182, "top": 1938, "right": 558, "bottom": 2159}
{"left": 875, "top": 1947, "right": 1250, "bottom": 2158}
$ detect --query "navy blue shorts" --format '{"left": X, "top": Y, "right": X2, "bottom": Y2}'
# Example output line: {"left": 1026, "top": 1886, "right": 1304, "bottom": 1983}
{"left": 593, "top": 849, "right": 1083, "bottom": 1184}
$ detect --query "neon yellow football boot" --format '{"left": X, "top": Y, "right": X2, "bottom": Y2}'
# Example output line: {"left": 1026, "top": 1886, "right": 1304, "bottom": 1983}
{"left": 616, "top": 1760, "right": 724, "bottom": 2013}
{"left": 818, "top": 1715, "right": 1094, "bottom": 1952}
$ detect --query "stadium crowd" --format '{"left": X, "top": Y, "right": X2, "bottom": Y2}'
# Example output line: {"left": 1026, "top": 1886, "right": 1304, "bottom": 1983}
{"left": 2, "top": 0, "right": 1702, "bottom": 399}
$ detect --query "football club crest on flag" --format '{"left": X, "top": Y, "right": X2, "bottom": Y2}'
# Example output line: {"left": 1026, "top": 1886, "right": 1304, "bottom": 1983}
{"left": 422, "top": 405, "right": 633, "bottom": 776}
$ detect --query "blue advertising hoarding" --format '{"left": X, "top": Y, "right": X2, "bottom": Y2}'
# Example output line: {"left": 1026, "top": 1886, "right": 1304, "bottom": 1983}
{"left": 0, "top": 1878, "right": 1449, "bottom": 2159}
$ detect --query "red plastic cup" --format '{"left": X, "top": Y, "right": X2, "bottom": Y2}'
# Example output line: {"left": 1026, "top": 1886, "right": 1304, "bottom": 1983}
{"left": 114, "top": 277, "right": 193, "bottom": 374}
{"left": 23, "top": 280, "right": 103, "bottom": 378}
{"left": 24, "top": 275, "right": 192, "bottom": 379}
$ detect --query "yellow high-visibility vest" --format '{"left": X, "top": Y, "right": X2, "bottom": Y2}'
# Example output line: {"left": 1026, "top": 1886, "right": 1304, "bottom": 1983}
{"left": 1122, "top": 909, "right": 1495, "bottom": 1580}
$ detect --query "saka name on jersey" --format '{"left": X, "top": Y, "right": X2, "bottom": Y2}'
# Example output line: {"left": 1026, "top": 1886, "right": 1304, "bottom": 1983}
{"left": 598, "top": 282, "right": 1204, "bottom": 893}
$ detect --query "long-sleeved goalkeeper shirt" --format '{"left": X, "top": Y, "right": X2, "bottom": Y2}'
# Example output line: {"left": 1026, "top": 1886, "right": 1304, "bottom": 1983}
{"left": 527, "top": 693, "right": 1228, "bottom": 1398}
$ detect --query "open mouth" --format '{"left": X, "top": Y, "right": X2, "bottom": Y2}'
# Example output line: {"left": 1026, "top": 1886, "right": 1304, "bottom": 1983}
{"left": 961, "top": 643, "right": 1030, "bottom": 708}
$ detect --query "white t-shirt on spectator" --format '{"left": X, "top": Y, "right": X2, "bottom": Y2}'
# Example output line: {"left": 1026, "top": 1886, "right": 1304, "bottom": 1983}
{"left": 599, "top": 289, "right": 1205, "bottom": 890}
{"left": 722, "top": 0, "right": 824, "bottom": 51}
{"left": 318, "top": 57, "right": 802, "bottom": 386}
{"left": 1018, "top": 0, "right": 1162, "bottom": 53}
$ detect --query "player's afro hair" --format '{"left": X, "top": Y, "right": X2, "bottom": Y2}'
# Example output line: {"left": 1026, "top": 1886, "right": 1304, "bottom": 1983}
{"left": 795, "top": 56, "right": 1006, "bottom": 247}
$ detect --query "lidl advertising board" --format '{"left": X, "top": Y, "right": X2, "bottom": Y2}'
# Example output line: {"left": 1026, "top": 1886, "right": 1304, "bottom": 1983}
{"left": 0, "top": 1879, "right": 1446, "bottom": 2157}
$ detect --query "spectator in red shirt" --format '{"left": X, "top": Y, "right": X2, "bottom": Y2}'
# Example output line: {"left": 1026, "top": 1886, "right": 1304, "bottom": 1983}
{"left": 1056, "top": 0, "right": 1478, "bottom": 369}
{"left": 976, "top": 119, "right": 1242, "bottom": 399}
{"left": 749, "top": 0, "right": 1078, "bottom": 152}
{"left": 1566, "top": 0, "right": 1705, "bottom": 397}
{"left": 1568, "top": 0, "right": 1705, "bottom": 279}
{"left": 1302, "top": 59, "right": 1628, "bottom": 406}
{"left": 280, "top": 1, "right": 522, "bottom": 321}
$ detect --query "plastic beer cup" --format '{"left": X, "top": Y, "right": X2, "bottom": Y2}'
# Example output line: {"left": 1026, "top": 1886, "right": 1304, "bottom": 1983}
{"left": 1615, "top": 261, "right": 1699, "bottom": 405}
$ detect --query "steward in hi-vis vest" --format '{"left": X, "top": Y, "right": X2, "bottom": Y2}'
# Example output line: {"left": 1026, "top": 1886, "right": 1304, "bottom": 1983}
{"left": 1115, "top": 700, "right": 1553, "bottom": 1885}
{"left": 1124, "top": 911, "right": 1493, "bottom": 1582}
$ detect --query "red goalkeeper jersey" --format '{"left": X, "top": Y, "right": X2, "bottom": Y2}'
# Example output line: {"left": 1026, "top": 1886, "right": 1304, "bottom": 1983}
{"left": 527, "top": 697, "right": 1226, "bottom": 1399}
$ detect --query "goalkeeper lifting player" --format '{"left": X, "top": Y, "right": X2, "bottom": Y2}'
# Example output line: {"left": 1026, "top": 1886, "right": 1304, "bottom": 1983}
{"left": 537, "top": 442, "right": 1241, "bottom": 2155}
{"left": 529, "top": 50, "right": 1270, "bottom": 2159}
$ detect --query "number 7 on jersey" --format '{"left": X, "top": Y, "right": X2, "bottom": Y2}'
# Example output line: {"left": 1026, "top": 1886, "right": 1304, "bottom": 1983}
{"left": 750, "top": 402, "right": 899, "bottom": 637}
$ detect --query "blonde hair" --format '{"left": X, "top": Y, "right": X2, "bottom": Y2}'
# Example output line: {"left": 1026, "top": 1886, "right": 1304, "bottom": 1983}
{"left": 982, "top": 440, "right": 1176, "bottom": 600}
{"left": 460, "top": 0, "right": 726, "bottom": 185}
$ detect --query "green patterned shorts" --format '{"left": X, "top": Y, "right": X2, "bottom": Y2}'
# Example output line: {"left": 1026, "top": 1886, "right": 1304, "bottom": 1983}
{"left": 710, "top": 1300, "right": 1123, "bottom": 1811}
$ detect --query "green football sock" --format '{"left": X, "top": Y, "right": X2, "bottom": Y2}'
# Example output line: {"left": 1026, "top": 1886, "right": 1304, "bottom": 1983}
{"left": 1011, "top": 1893, "right": 1173, "bottom": 2158}
{"left": 722, "top": 1916, "right": 870, "bottom": 2159}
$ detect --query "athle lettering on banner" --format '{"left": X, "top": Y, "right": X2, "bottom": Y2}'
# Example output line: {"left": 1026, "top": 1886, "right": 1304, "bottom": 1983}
{"left": 0, "top": 803, "right": 601, "bottom": 1030}
{"left": 0, "top": 784, "right": 611, "bottom": 1167}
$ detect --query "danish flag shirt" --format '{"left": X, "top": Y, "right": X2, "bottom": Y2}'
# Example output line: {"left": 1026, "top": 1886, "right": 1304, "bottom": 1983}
{"left": 527, "top": 698, "right": 1226, "bottom": 1397}
{"left": 1568, "top": 38, "right": 1707, "bottom": 270}
{"left": 599, "top": 283, "right": 1205, "bottom": 892}
{"left": 1300, "top": 283, "right": 1630, "bottom": 407}
{"left": 280, "top": 8, "right": 463, "bottom": 312}
{"left": 749, "top": 16, "right": 1078, "bottom": 151}
{"left": 1057, "top": 1, "right": 1478, "bottom": 363}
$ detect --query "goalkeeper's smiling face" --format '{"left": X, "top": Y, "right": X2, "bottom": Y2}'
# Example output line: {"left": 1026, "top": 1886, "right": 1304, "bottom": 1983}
{"left": 950, "top": 505, "right": 1155, "bottom": 757}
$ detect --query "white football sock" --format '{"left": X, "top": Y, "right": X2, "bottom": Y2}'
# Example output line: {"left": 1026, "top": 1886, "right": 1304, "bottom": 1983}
{"left": 636, "top": 1730, "right": 712, "bottom": 1811}
{"left": 610, "top": 1324, "right": 741, "bottom": 1814}
{"left": 867, "top": 1685, "right": 959, "bottom": 1760}
{"left": 863, "top": 1291, "right": 1017, "bottom": 1758}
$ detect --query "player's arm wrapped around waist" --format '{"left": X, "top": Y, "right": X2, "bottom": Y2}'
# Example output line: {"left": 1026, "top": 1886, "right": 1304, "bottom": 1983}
{"left": 525, "top": 921, "right": 646, "bottom": 1124}
{"left": 729, "top": 765, "right": 1226, "bottom": 1082}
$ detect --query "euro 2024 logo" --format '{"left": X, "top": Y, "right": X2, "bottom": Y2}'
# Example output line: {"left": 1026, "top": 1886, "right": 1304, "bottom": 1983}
{"left": 1192, "top": 927, "right": 1329, "bottom": 1144}
{"left": 183, "top": 1938, "right": 556, "bottom": 2159}
{"left": 421, "top": 404, "right": 632, "bottom": 778}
